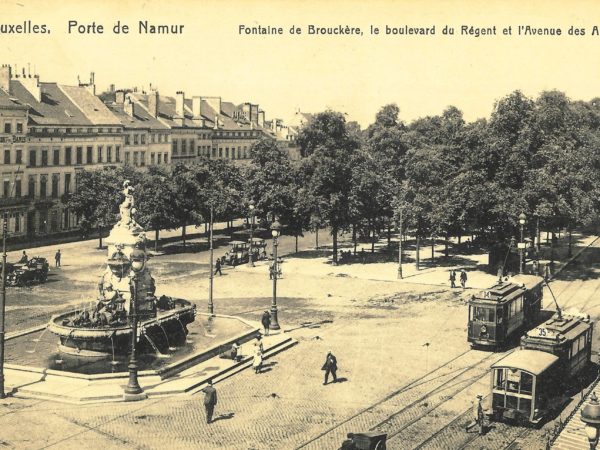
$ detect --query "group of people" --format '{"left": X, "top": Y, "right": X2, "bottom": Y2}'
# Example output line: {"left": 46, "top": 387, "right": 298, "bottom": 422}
{"left": 449, "top": 268, "right": 468, "bottom": 288}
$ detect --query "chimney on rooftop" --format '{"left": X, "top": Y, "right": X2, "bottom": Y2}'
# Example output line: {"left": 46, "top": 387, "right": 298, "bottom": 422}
{"left": 175, "top": 91, "right": 185, "bottom": 126}
{"left": 258, "top": 110, "right": 265, "bottom": 128}
{"left": 148, "top": 90, "right": 159, "bottom": 118}
{"left": 115, "top": 90, "right": 125, "bottom": 105}
{"left": 192, "top": 96, "right": 205, "bottom": 127}
{"left": 0, "top": 65, "right": 12, "bottom": 94}
{"left": 124, "top": 95, "right": 135, "bottom": 117}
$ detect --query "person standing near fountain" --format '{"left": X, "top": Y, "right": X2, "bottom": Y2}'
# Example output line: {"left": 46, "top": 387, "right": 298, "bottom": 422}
{"left": 201, "top": 379, "right": 218, "bottom": 424}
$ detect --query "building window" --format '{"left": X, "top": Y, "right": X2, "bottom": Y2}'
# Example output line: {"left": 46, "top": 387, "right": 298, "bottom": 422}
{"left": 86, "top": 146, "right": 93, "bottom": 164}
{"left": 14, "top": 179, "right": 21, "bottom": 197}
{"left": 28, "top": 176, "right": 36, "bottom": 198}
{"left": 134, "top": 134, "right": 139, "bottom": 145}
{"left": 41, "top": 149, "right": 48, "bottom": 166}
{"left": 64, "top": 173, "right": 71, "bottom": 194}
{"left": 133, "top": 151, "right": 138, "bottom": 166}
{"left": 164, "top": 153, "right": 168, "bottom": 164}
{"left": 29, "top": 149, "right": 37, "bottom": 167}
{"left": 53, "top": 148, "right": 60, "bottom": 165}
{"left": 141, "top": 134, "right": 146, "bottom": 145}
{"left": 16, "top": 149, "right": 22, "bottom": 164}
{"left": 52, "top": 174, "right": 59, "bottom": 198}
{"left": 65, "top": 147, "right": 72, "bottom": 165}
{"left": 182, "top": 139, "right": 187, "bottom": 154}
{"left": 125, "top": 135, "right": 130, "bottom": 145}
{"left": 150, "top": 153, "right": 155, "bottom": 165}
{"left": 125, "top": 152, "right": 130, "bottom": 164}
{"left": 40, "top": 174, "right": 47, "bottom": 198}
{"left": 107, "top": 146, "right": 112, "bottom": 163}
{"left": 172, "top": 140, "right": 178, "bottom": 155}
{"left": 4, "top": 123, "right": 11, "bottom": 134}
{"left": 16, "top": 123, "right": 23, "bottom": 134}
{"left": 97, "top": 146, "right": 103, "bottom": 163}
{"left": 3, "top": 180, "right": 8, "bottom": 198}
{"left": 140, "top": 151, "right": 146, "bottom": 166}
{"left": 219, "top": 147, "right": 222, "bottom": 158}
{"left": 76, "top": 147, "right": 83, "bottom": 165}
{"left": 115, "top": 145, "right": 120, "bottom": 162}
{"left": 157, "top": 153, "right": 162, "bottom": 164}
{"left": 190, "top": 139, "right": 194, "bottom": 153}
{"left": 3, "top": 150, "right": 9, "bottom": 165}
{"left": 212, "top": 148, "right": 216, "bottom": 158}
{"left": 238, "top": 147, "right": 242, "bottom": 158}
{"left": 14, "top": 213, "right": 20, "bottom": 232}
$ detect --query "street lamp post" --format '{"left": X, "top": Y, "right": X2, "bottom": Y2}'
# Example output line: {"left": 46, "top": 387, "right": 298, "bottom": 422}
{"left": 124, "top": 248, "right": 147, "bottom": 401}
{"left": 581, "top": 392, "right": 600, "bottom": 449}
{"left": 270, "top": 220, "right": 281, "bottom": 331}
{"left": 208, "top": 204, "right": 214, "bottom": 316}
{"left": 519, "top": 212, "right": 526, "bottom": 275}
{"left": 248, "top": 201, "right": 255, "bottom": 267}
{"left": 0, "top": 213, "right": 7, "bottom": 398}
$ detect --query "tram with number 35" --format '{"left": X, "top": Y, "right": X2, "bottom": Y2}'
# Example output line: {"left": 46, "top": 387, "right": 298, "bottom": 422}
{"left": 468, "top": 277, "right": 544, "bottom": 350}
{"left": 490, "top": 311, "right": 593, "bottom": 424}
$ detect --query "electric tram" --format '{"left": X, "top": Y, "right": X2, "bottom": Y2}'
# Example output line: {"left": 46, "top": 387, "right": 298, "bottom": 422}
{"left": 490, "top": 311, "right": 593, "bottom": 424}
{"left": 467, "top": 276, "right": 544, "bottom": 349}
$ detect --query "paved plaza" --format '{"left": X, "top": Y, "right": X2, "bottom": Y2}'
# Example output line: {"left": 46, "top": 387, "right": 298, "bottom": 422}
{"left": 0, "top": 227, "right": 597, "bottom": 449}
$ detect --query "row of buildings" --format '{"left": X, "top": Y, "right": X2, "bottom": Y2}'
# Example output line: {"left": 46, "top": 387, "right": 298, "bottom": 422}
{"left": 0, "top": 65, "right": 311, "bottom": 240}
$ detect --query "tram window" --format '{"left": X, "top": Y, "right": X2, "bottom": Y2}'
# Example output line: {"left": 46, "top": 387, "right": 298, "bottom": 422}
{"left": 507, "top": 369, "right": 520, "bottom": 392}
{"left": 520, "top": 372, "right": 533, "bottom": 394}
{"left": 572, "top": 339, "right": 580, "bottom": 356}
{"left": 472, "top": 307, "right": 495, "bottom": 322}
{"left": 495, "top": 369, "right": 505, "bottom": 389}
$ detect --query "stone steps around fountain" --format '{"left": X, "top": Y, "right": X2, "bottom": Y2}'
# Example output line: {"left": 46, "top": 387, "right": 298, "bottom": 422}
{"left": 5, "top": 333, "right": 297, "bottom": 404}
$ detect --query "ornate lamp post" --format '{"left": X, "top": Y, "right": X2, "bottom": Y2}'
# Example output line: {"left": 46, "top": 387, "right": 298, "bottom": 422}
{"left": 0, "top": 213, "right": 7, "bottom": 398}
{"left": 208, "top": 204, "right": 214, "bottom": 316}
{"left": 270, "top": 220, "right": 281, "bottom": 331}
{"left": 124, "top": 248, "right": 147, "bottom": 401}
{"left": 519, "top": 212, "right": 527, "bottom": 274}
{"left": 581, "top": 392, "right": 600, "bottom": 449}
{"left": 248, "top": 201, "right": 255, "bottom": 267}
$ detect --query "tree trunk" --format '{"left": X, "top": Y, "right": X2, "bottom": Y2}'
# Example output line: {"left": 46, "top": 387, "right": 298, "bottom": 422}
{"left": 332, "top": 226, "right": 338, "bottom": 265}
{"left": 371, "top": 220, "right": 375, "bottom": 253}
{"left": 98, "top": 226, "right": 103, "bottom": 249}
{"left": 416, "top": 235, "right": 420, "bottom": 270}
{"left": 445, "top": 234, "right": 449, "bottom": 257}
{"left": 387, "top": 222, "right": 391, "bottom": 251}
{"left": 352, "top": 224, "right": 357, "bottom": 255}
{"left": 431, "top": 235, "right": 435, "bottom": 263}
{"left": 295, "top": 235, "right": 298, "bottom": 253}
{"left": 204, "top": 222, "right": 208, "bottom": 234}
{"left": 182, "top": 223, "right": 187, "bottom": 247}
{"left": 568, "top": 228, "right": 572, "bottom": 257}
{"left": 458, "top": 235, "right": 462, "bottom": 244}
{"left": 316, "top": 228, "right": 319, "bottom": 250}
{"left": 155, "top": 228, "right": 159, "bottom": 252}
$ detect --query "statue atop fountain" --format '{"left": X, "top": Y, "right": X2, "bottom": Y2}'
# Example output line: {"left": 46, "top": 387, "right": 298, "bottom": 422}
{"left": 47, "top": 181, "right": 196, "bottom": 357}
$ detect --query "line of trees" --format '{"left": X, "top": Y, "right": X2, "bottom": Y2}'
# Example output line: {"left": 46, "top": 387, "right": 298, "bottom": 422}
{"left": 66, "top": 89, "right": 600, "bottom": 265}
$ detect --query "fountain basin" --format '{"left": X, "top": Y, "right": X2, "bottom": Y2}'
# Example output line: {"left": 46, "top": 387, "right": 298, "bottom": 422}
{"left": 47, "top": 298, "right": 196, "bottom": 358}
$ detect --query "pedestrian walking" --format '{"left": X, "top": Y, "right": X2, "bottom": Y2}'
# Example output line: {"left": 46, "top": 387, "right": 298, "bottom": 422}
{"left": 321, "top": 350, "right": 338, "bottom": 385}
{"left": 460, "top": 269, "right": 468, "bottom": 288}
{"left": 465, "top": 394, "right": 485, "bottom": 435}
{"left": 55, "top": 249, "right": 61, "bottom": 268}
{"left": 252, "top": 343, "right": 263, "bottom": 374}
{"left": 201, "top": 379, "right": 218, "bottom": 424}
{"left": 214, "top": 258, "right": 222, "bottom": 276}
{"left": 449, "top": 269, "right": 456, "bottom": 288}
{"left": 261, "top": 310, "right": 271, "bottom": 336}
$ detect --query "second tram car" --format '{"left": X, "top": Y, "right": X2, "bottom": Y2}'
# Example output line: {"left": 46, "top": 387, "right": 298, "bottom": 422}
{"left": 468, "top": 277, "right": 543, "bottom": 349}
{"left": 490, "top": 312, "right": 593, "bottom": 424}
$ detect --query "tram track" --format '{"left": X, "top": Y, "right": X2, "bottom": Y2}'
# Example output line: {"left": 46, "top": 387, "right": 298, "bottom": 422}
{"left": 376, "top": 351, "right": 513, "bottom": 449}
{"left": 297, "top": 348, "right": 502, "bottom": 449}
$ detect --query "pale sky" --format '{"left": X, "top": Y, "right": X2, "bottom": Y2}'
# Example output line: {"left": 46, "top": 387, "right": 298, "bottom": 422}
{"left": 1, "top": 0, "right": 600, "bottom": 127}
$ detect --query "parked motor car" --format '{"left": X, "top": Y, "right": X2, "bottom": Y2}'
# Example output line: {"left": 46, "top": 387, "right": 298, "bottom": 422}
{"left": 6, "top": 257, "right": 49, "bottom": 286}
{"left": 220, "top": 241, "right": 250, "bottom": 266}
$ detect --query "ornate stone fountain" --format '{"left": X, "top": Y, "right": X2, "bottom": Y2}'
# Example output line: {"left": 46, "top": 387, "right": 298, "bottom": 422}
{"left": 47, "top": 180, "right": 196, "bottom": 358}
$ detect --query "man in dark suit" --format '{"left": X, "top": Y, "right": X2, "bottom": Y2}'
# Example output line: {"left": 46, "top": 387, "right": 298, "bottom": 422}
{"left": 202, "top": 379, "right": 218, "bottom": 424}
{"left": 261, "top": 310, "right": 271, "bottom": 336}
{"left": 321, "top": 350, "right": 338, "bottom": 385}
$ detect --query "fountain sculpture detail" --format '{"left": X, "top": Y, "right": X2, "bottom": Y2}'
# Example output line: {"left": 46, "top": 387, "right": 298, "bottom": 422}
{"left": 47, "top": 180, "right": 196, "bottom": 358}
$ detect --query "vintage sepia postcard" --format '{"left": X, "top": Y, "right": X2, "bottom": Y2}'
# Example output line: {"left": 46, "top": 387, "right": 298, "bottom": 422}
{"left": 0, "top": 0, "right": 599, "bottom": 449}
